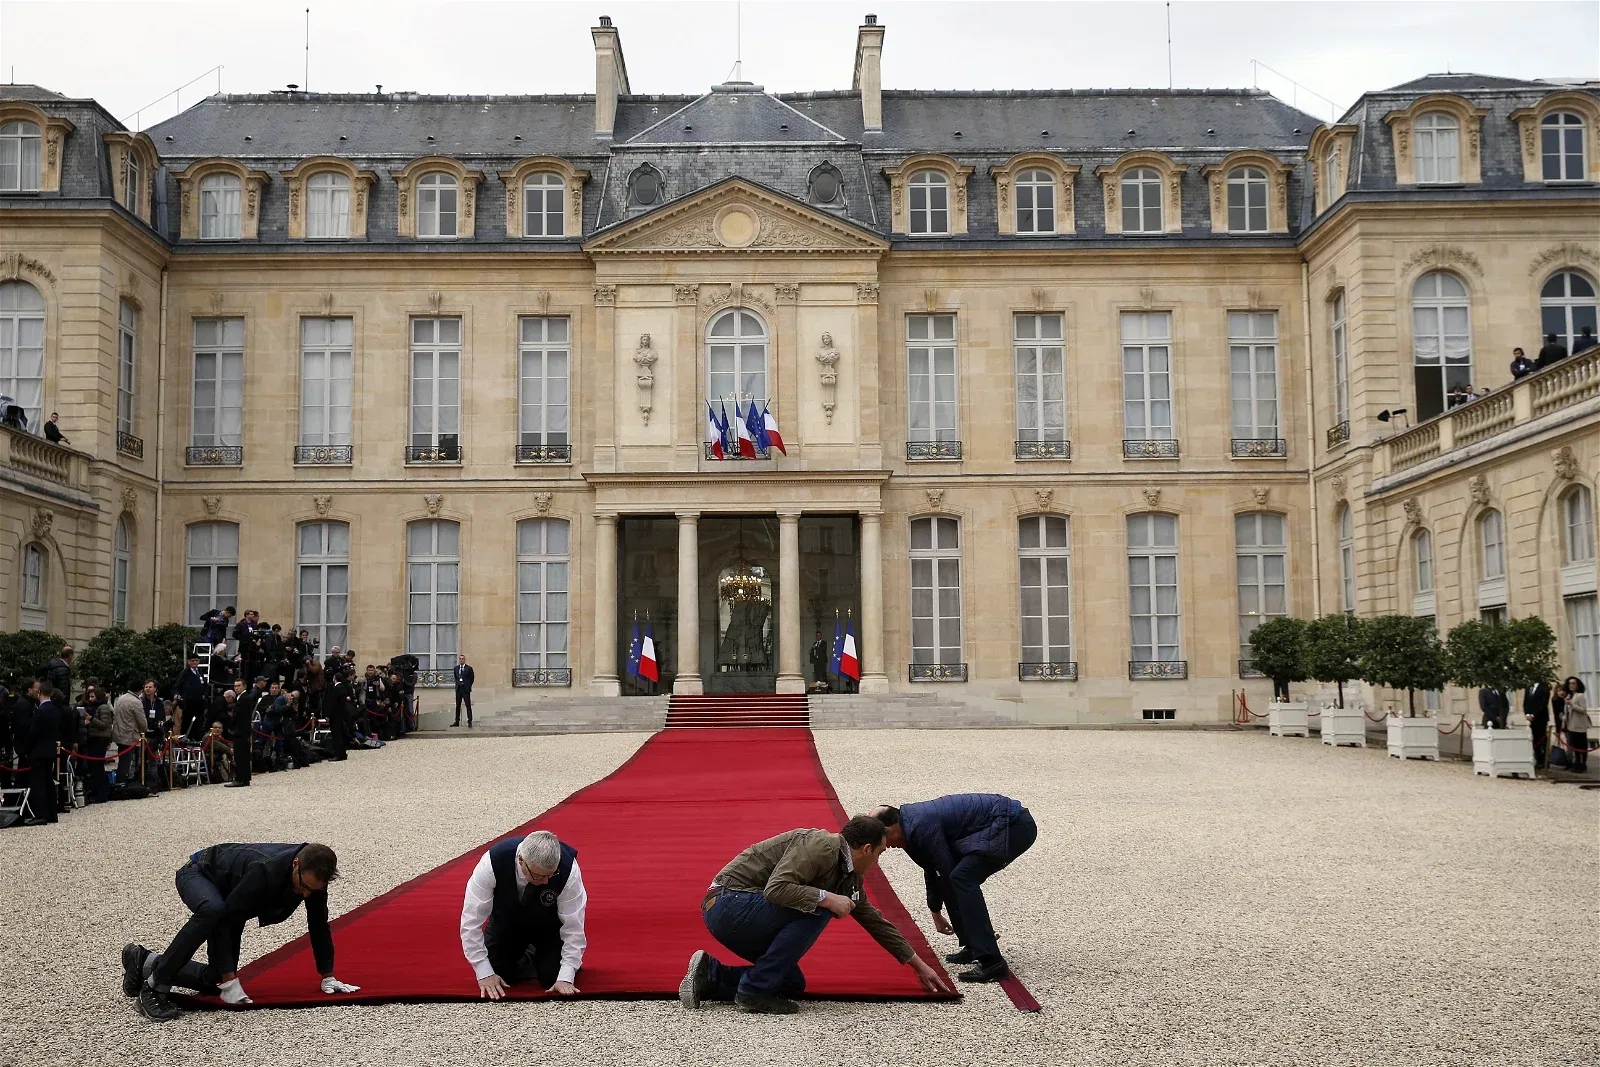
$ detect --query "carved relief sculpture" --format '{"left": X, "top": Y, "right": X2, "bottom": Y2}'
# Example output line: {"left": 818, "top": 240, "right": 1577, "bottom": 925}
{"left": 1330, "top": 474, "right": 1347, "bottom": 502}
{"left": 1402, "top": 498, "right": 1422, "bottom": 526}
{"left": 633, "top": 333, "right": 658, "bottom": 425}
{"left": 202, "top": 495, "right": 222, "bottom": 516}
{"left": 313, "top": 495, "right": 333, "bottom": 517}
{"left": 1034, "top": 487, "right": 1054, "bottom": 512}
{"left": 1469, "top": 473, "right": 1491, "bottom": 505}
{"left": 532, "top": 492, "right": 553, "bottom": 516}
{"left": 424, "top": 494, "right": 444, "bottom": 516}
{"left": 925, "top": 488, "right": 945, "bottom": 511}
{"left": 1251, "top": 486, "right": 1270, "bottom": 506}
{"left": 1141, "top": 486, "right": 1162, "bottom": 509}
{"left": 31, "top": 508, "right": 53, "bottom": 539}
{"left": 815, "top": 332, "right": 841, "bottom": 425}
{"left": 120, "top": 487, "right": 139, "bottom": 515}
{"left": 1553, "top": 445, "right": 1578, "bottom": 481}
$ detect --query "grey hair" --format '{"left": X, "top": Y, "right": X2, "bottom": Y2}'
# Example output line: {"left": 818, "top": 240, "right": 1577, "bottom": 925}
{"left": 516, "top": 831, "right": 562, "bottom": 872}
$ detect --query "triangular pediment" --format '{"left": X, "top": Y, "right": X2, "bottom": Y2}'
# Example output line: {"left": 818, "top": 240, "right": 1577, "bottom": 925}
{"left": 583, "top": 178, "right": 887, "bottom": 256}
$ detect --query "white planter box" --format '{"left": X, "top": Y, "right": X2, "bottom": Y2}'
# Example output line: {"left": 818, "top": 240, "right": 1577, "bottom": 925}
{"left": 1268, "top": 701, "right": 1309, "bottom": 737}
{"left": 1320, "top": 700, "right": 1367, "bottom": 747}
{"left": 1387, "top": 715, "right": 1439, "bottom": 760}
{"left": 1472, "top": 724, "right": 1535, "bottom": 779}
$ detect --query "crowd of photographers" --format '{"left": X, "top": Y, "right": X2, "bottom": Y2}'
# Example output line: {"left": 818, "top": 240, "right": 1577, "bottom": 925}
{"left": 0, "top": 605, "right": 421, "bottom": 826}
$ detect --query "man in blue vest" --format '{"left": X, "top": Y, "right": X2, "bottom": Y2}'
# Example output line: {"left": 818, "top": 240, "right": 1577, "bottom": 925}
{"left": 459, "top": 829, "right": 586, "bottom": 998}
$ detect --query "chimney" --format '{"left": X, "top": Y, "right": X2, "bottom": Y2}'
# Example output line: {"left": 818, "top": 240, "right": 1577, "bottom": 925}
{"left": 592, "top": 15, "right": 630, "bottom": 139}
{"left": 853, "top": 14, "right": 885, "bottom": 133}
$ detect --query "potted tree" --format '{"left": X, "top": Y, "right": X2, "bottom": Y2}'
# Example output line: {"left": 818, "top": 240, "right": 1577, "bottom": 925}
{"left": 1449, "top": 617, "right": 1559, "bottom": 778}
{"left": 1361, "top": 614, "right": 1449, "bottom": 760}
{"left": 1249, "top": 617, "right": 1310, "bottom": 737}
{"left": 1304, "top": 613, "right": 1367, "bottom": 746}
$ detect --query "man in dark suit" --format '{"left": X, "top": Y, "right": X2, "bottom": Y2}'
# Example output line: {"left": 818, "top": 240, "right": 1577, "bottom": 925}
{"left": 173, "top": 653, "right": 209, "bottom": 735}
{"left": 453, "top": 653, "right": 475, "bottom": 728}
{"left": 225, "top": 677, "right": 266, "bottom": 788}
{"left": 1479, "top": 687, "right": 1508, "bottom": 729}
{"left": 20, "top": 683, "right": 61, "bottom": 825}
{"left": 1525, "top": 681, "right": 1554, "bottom": 769}
{"left": 42, "top": 412, "right": 69, "bottom": 445}
{"left": 325, "top": 666, "right": 353, "bottom": 759}
{"left": 1535, "top": 333, "right": 1569, "bottom": 369}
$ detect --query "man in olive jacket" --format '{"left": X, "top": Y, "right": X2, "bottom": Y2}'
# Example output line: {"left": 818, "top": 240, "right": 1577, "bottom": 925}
{"left": 679, "top": 816, "right": 949, "bottom": 1014}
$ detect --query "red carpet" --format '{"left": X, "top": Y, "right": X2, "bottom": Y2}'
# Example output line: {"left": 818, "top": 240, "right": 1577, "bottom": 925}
{"left": 190, "top": 728, "right": 958, "bottom": 1008}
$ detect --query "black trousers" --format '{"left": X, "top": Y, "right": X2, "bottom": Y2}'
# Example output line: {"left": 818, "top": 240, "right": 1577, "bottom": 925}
{"left": 940, "top": 808, "right": 1039, "bottom": 963}
{"left": 149, "top": 864, "right": 243, "bottom": 993}
{"left": 1529, "top": 715, "right": 1549, "bottom": 767}
{"left": 231, "top": 731, "right": 252, "bottom": 784}
{"left": 485, "top": 916, "right": 561, "bottom": 988}
{"left": 454, "top": 690, "right": 473, "bottom": 724}
{"left": 25, "top": 760, "right": 56, "bottom": 822}
{"left": 1568, "top": 729, "right": 1590, "bottom": 771}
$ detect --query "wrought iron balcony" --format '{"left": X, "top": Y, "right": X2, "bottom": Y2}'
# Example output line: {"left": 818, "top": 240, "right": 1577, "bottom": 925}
{"left": 406, "top": 443, "right": 461, "bottom": 463}
{"left": 1014, "top": 439, "right": 1071, "bottom": 460}
{"left": 1128, "top": 659, "right": 1188, "bottom": 680}
{"left": 415, "top": 669, "right": 452, "bottom": 688}
{"left": 513, "top": 667, "right": 573, "bottom": 687}
{"left": 185, "top": 444, "right": 243, "bottom": 466}
{"left": 909, "top": 662, "right": 968, "bottom": 682}
{"left": 1238, "top": 659, "right": 1266, "bottom": 679}
{"left": 704, "top": 442, "right": 770, "bottom": 461}
{"left": 516, "top": 443, "right": 572, "bottom": 464}
{"left": 907, "top": 440, "right": 962, "bottom": 461}
{"left": 1122, "top": 438, "right": 1179, "bottom": 459}
{"left": 116, "top": 431, "right": 144, "bottom": 459}
{"left": 1019, "top": 661, "right": 1078, "bottom": 681}
{"left": 1326, "top": 420, "right": 1351, "bottom": 448}
{"left": 1231, "top": 438, "right": 1287, "bottom": 458}
{"left": 295, "top": 445, "right": 354, "bottom": 465}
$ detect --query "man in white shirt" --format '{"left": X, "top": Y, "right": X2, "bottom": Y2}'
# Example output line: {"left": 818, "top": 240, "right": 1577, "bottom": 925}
{"left": 459, "top": 830, "right": 586, "bottom": 998}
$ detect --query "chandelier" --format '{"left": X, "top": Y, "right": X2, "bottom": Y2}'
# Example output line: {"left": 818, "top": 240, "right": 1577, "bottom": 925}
{"left": 719, "top": 561, "right": 766, "bottom": 604}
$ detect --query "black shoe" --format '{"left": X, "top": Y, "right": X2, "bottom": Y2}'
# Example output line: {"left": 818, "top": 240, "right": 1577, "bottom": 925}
{"left": 19, "top": 818, "right": 53, "bottom": 826}
{"left": 679, "top": 949, "right": 712, "bottom": 1010}
{"left": 223, "top": 781, "right": 249, "bottom": 788}
{"left": 957, "top": 959, "right": 1011, "bottom": 984}
{"left": 450, "top": 721, "right": 459, "bottom": 727}
{"left": 735, "top": 992, "right": 799, "bottom": 1014}
{"left": 136, "top": 985, "right": 181, "bottom": 1022}
{"left": 122, "top": 943, "right": 150, "bottom": 997}
{"left": 943, "top": 947, "right": 975, "bottom": 965}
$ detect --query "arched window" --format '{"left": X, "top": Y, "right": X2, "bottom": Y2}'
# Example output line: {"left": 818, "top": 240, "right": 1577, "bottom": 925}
{"left": 1540, "top": 271, "right": 1597, "bottom": 355}
{"left": 1121, "top": 167, "right": 1163, "bottom": 233}
{"left": 112, "top": 516, "right": 131, "bottom": 627}
{"left": 1563, "top": 486, "right": 1595, "bottom": 565}
{"left": 1227, "top": 166, "right": 1269, "bottom": 232}
{"left": 1331, "top": 291, "right": 1350, "bottom": 434}
{"left": 0, "top": 120, "right": 41, "bottom": 191}
{"left": 707, "top": 308, "right": 768, "bottom": 410}
{"left": 0, "top": 280, "right": 46, "bottom": 432}
{"left": 910, "top": 516, "right": 962, "bottom": 666}
{"left": 1337, "top": 505, "right": 1355, "bottom": 613}
{"left": 185, "top": 522, "right": 239, "bottom": 626}
{"left": 1411, "top": 271, "right": 1471, "bottom": 421}
{"left": 1018, "top": 515, "right": 1071, "bottom": 666}
{"left": 117, "top": 300, "right": 136, "bottom": 438}
{"left": 1414, "top": 529, "right": 1434, "bottom": 594}
{"left": 297, "top": 521, "right": 350, "bottom": 652}
{"left": 1414, "top": 112, "right": 1460, "bottom": 184}
{"left": 1542, "top": 111, "right": 1587, "bottom": 182}
{"left": 417, "top": 173, "right": 458, "bottom": 238}
{"left": 1128, "top": 512, "right": 1181, "bottom": 663}
{"left": 20, "top": 542, "right": 47, "bottom": 631}
{"left": 307, "top": 171, "right": 352, "bottom": 238}
{"left": 406, "top": 520, "right": 459, "bottom": 669}
{"left": 1015, "top": 168, "right": 1055, "bottom": 234}
{"left": 517, "top": 519, "right": 570, "bottom": 670}
{"left": 198, "top": 174, "right": 243, "bottom": 239}
{"left": 523, "top": 173, "right": 565, "bottom": 237}
{"left": 1479, "top": 508, "right": 1505, "bottom": 581}
{"left": 908, "top": 170, "right": 949, "bottom": 235}
{"left": 1235, "top": 512, "right": 1287, "bottom": 664}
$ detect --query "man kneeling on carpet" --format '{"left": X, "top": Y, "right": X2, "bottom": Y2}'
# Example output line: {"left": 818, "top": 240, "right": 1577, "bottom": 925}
{"left": 680, "top": 815, "right": 951, "bottom": 1014}
{"left": 122, "top": 842, "right": 361, "bottom": 1021}
{"left": 460, "top": 829, "right": 586, "bottom": 999}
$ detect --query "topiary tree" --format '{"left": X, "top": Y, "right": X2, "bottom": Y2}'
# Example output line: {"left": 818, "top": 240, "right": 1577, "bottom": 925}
{"left": 1506, "top": 615, "right": 1560, "bottom": 692}
{"left": 1445, "top": 618, "right": 1516, "bottom": 696}
{"left": 1247, "top": 617, "right": 1308, "bottom": 696}
{"left": 141, "top": 623, "right": 203, "bottom": 698}
{"left": 1360, "top": 614, "right": 1449, "bottom": 717}
{"left": 0, "top": 629, "right": 67, "bottom": 690}
{"left": 76, "top": 626, "right": 175, "bottom": 697}
{"left": 1304, "top": 613, "right": 1365, "bottom": 708}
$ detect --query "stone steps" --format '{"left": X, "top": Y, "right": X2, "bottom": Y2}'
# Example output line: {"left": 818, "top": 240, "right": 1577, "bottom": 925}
{"left": 665, "top": 694, "right": 810, "bottom": 729}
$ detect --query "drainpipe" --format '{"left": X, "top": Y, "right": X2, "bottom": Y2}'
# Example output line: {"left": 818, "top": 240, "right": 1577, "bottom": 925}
{"left": 1302, "top": 259, "right": 1322, "bottom": 619}
{"left": 153, "top": 267, "right": 169, "bottom": 623}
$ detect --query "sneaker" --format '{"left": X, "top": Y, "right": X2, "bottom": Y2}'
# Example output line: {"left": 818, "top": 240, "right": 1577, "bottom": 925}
{"left": 135, "top": 985, "right": 181, "bottom": 1022}
{"left": 679, "top": 949, "right": 712, "bottom": 1010}
{"left": 957, "top": 958, "right": 1011, "bottom": 984}
{"left": 734, "top": 992, "right": 799, "bottom": 1014}
{"left": 121, "top": 943, "right": 150, "bottom": 997}
{"left": 943, "top": 947, "right": 975, "bottom": 965}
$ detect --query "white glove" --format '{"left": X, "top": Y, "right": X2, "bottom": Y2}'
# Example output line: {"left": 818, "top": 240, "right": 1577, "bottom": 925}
{"left": 218, "top": 977, "right": 253, "bottom": 1005}
{"left": 321, "top": 976, "right": 361, "bottom": 994}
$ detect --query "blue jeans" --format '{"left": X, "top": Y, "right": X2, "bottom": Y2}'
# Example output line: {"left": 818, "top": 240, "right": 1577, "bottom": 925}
{"left": 942, "top": 807, "right": 1038, "bottom": 963}
{"left": 702, "top": 888, "right": 832, "bottom": 999}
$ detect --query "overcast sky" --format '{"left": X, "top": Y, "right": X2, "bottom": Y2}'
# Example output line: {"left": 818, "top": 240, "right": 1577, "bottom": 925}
{"left": 2, "top": 1, "right": 1595, "bottom": 129}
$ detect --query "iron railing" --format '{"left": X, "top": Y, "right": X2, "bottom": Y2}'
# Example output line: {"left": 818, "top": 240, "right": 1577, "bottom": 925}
{"left": 704, "top": 442, "right": 771, "bottom": 461}
{"left": 1128, "top": 660, "right": 1188, "bottom": 680}
{"left": 116, "top": 431, "right": 144, "bottom": 459}
{"left": 512, "top": 667, "right": 573, "bottom": 687}
{"left": 907, "top": 440, "right": 963, "bottom": 461}
{"left": 185, "top": 444, "right": 242, "bottom": 466}
{"left": 1122, "top": 439, "right": 1180, "bottom": 459}
{"left": 1019, "top": 661, "right": 1078, "bottom": 681}
{"left": 415, "top": 670, "right": 452, "bottom": 688}
{"left": 909, "top": 662, "right": 968, "bottom": 682}
{"left": 1231, "top": 438, "right": 1287, "bottom": 458}
{"left": 294, "top": 445, "right": 353, "bottom": 465}
{"left": 406, "top": 443, "right": 461, "bottom": 463}
{"left": 1325, "top": 420, "right": 1351, "bottom": 448}
{"left": 1014, "top": 439, "right": 1070, "bottom": 460}
{"left": 516, "top": 443, "right": 572, "bottom": 464}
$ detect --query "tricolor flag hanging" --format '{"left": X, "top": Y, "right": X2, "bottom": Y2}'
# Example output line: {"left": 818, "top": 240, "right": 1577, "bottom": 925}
{"left": 718, "top": 400, "right": 736, "bottom": 458}
{"left": 747, "top": 399, "right": 768, "bottom": 455}
{"left": 762, "top": 402, "right": 786, "bottom": 455}
{"left": 840, "top": 616, "right": 861, "bottom": 681}
{"left": 626, "top": 615, "right": 643, "bottom": 679}
{"left": 829, "top": 612, "right": 844, "bottom": 677}
{"left": 639, "top": 616, "right": 659, "bottom": 683}
{"left": 705, "top": 401, "right": 724, "bottom": 459}
{"left": 734, "top": 401, "right": 758, "bottom": 458}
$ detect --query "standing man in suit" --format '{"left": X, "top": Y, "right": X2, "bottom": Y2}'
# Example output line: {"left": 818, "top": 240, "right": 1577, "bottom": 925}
{"left": 1478, "top": 686, "right": 1509, "bottom": 729}
{"left": 453, "top": 653, "right": 475, "bottom": 728}
{"left": 173, "top": 653, "right": 209, "bottom": 736}
{"left": 1525, "top": 681, "right": 1553, "bottom": 769}
{"left": 225, "top": 677, "right": 266, "bottom": 788}
{"left": 20, "top": 682, "right": 60, "bottom": 825}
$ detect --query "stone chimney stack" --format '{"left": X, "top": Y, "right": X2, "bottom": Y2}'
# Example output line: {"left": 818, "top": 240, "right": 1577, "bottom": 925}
{"left": 592, "top": 15, "right": 631, "bottom": 139}
{"left": 853, "top": 14, "right": 885, "bottom": 133}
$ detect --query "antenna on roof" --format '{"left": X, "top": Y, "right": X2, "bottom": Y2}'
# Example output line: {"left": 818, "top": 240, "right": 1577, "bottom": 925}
{"left": 305, "top": 8, "right": 311, "bottom": 91}
{"left": 1167, "top": 3, "right": 1173, "bottom": 90}
{"left": 725, "top": 1, "right": 744, "bottom": 82}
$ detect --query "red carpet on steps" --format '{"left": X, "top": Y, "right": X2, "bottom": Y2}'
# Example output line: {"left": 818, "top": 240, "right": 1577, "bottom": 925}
{"left": 191, "top": 728, "right": 958, "bottom": 1008}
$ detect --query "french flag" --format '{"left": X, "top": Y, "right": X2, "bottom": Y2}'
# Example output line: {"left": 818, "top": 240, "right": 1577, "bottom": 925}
{"left": 840, "top": 617, "right": 860, "bottom": 681}
{"left": 705, "top": 402, "right": 724, "bottom": 459}
{"left": 734, "top": 403, "right": 758, "bottom": 458}
{"left": 639, "top": 617, "right": 659, "bottom": 683}
{"left": 762, "top": 402, "right": 786, "bottom": 455}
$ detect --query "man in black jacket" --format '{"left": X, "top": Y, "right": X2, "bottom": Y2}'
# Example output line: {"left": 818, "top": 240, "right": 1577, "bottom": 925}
{"left": 326, "top": 666, "right": 354, "bottom": 758}
{"left": 20, "top": 683, "right": 60, "bottom": 825}
{"left": 173, "top": 653, "right": 209, "bottom": 734}
{"left": 452, "top": 653, "right": 475, "bottom": 727}
{"left": 1535, "top": 333, "right": 1569, "bottom": 369}
{"left": 225, "top": 678, "right": 267, "bottom": 788}
{"left": 43, "top": 645, "right": 72, "bottom": 702}
{"left": 121, "top": 842, "right": 360, "bottom": 1021}
{"left": 1525, "top": 681, "right": 1554, "bottom": 769}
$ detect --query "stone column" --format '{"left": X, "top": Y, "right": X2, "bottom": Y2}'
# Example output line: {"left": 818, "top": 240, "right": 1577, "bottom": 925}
{"left": 858, "top": 511, "right": 888, "bottom": 692}
{"left": 776, "top": 511, "right": 805, "bottom": 693}
{"left": 674, "top": 512, "right": 703, "bottom": 694}
{"left": 590, "top": 512, "right": 620, "bottom": 695}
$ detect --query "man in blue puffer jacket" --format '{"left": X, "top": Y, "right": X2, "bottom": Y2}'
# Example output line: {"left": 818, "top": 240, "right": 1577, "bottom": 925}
{"left": 872, "top": 794, "right": 1036, "bottom": 983}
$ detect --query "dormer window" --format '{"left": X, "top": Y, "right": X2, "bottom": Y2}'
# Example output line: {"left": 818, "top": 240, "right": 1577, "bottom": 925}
{"left": 908, "top": 170, "right": 948, "bottom": 234}
{"left": 1015, "top": 168, "right": 1055, "bottom": 234}
{"left": 199, "top": 173, "right": 243, "bottom": 239}
{"left": 1323, "top": 152, "right": 1340, "bottom": 204}
{"left": 1121, "top": 167, "right": 1163, "bottom": 233}
{"left": 1543, "top": 111, "right": 1587, "bottom": 181}
{"left": 1414, "top": 112, "right": 1460, "bottom": 184}
{"left": 808, "top": 162, "right": 842, "bottom": 205}
{"left": 524, "top": 172, "right": 565, "bottom": 236}
{"left": 628, "top": 164, "right": 662, "bottom": 207}
{"left": 1227, "top": 167, "right": 1268, "bottom": 232}
{"left": 307, "top": 171, "right": 352, "bottom": 238}
{"left": 121, "top": 152, "right": 141, "bottom": 212}
{"left": 0, "top": 120, "right": 41, "bottom": 192}
{"left": 418, "top": 172, "right": 458, "bottom": 237}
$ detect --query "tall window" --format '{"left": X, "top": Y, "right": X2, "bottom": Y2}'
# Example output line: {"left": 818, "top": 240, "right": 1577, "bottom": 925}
{"left": 517, "top": 519, "right": 570, "bottom": 669}
{"left": 19, "top": 543, "right": 46, "bottom": 630}
{"left": 1540, "top": 271, "right": 1597, "bottom": 354}
{"left": 1331, "top": 291, "right": 1350, "bottom": 431}
{"left": 191, "top": 319, "right": 244, "bottom": 446}
{"left": 1121, "top": 167, "right": 1163, "bottom": 232}
{"left": 185, "top": 522, "right": 239, "bottom": 626}
{"left": 1323, "top": 151, "right": 1340, "bottom": 206}
{"left": 1227, "top": 167, "right": 1269, "bottom": 232}
{"left": 297, "top": 521, "right": 349, "bottom": 652}
{"left": 112, "top": 516, "right": 131, "bottom": 627}
{"left": 1480, "top": 508, "right": 1505, "bottom": 581}
{"left": 117, "top": 300, "right": 136, "bottom": 437}
{"left": 121, "top": 151, "right": 141, "bottom": 213}
{"left": 307, "top": 172, "right": 351, "bottom": 238}
{"left": 707, "top": 308, "right": 767, "bottom": 413}
{"left": 1014, "top": 313, "right": 1065, "bottom": 445}
{"left": 1411, "top": 271, "right": 1471, "bottom": 421}
{"left": 410, "top": 317, "right": 461, "bottom": 454}
{"left": 908, "top": 170, "right": 949, "bottom": 235}
{"left": 907, "top": 314, "right": 958, "bottom": 444}
{"left": 1018, "top": 515, "right": 1071, "bottom": 665}
{"left": 1236, "top": 513, "right": 1287, "bottom": 662}
{"left": 1015, "top": 169, "right": 1055, "bottom": 234}
{"left": 0, "top": 120, "right": 41, "bottom": 191}
{"left": 406, "top": 520, "right": 459, "bottom": 670}
{"left": 1128, "top": 513, "right": 1180, "bottom": 662}
{"left": 199, "top": 174, "right": 242, "bottom": 239}
{"left": 523, "top": 173, "right": 565, "bottom": 237}
{"left": 1414, "top": 112, "right": 1460, "bottom": 184}
{"left": 520, "top": 317, "right": 569, "bottom": 448}
{"left": 1415, "top": 529, "right": 1434, "bottom": 594}
{"left": 910, "top": 516, "right": 962, "bottom": 665}
{"left": 1565, "top": 486, "right": 1596, "bottom": 565}
{"left": 1338, "top": 505, "right": 1355, "bottom": 613}
{"left": 1568, "top": 594, "right": 1600, "bottom": 697}
{"left": 300, "top": 317, "right": 353, "bottom": 447}
{"left": 1542, "top": 112, "right": 1587, "bottom": 182}
{"left": 0, "top": 280, "right": 45, "bottom": 432}
{"left": 1229, "top": 311, "right": 1279, "bottom": 443}
{"left": 418, "top": 173, "right": 459, "bottom": 238}
{"left": 1121, "top": 311, "right": 1173, "bottom": 442}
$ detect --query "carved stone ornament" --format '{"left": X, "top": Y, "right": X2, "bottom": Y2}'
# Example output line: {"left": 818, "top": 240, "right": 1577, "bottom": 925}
{"left": 1139, "top": 286, "right": 1155, "bottom": 308}
{"left": 532, "top": 492, "right": 553, "bottom": 516}
{"left": 30, "top": 507, "right": 53, "bottom": 539}
{"left": 120, "top": 487, "right": 139, "bottom": 515}
{"left": 1553, "top": 445, "right": 1579, "bottom": 481}
{"left": 1247, "top": 287, "right": 1264, "bottom": 310}
{"left": 816, "top": 332, "right": 841, "bottom": 424}
{"left": 208, "top": 291, "right": 226, "bottom": 314}
{"left": 673, "top": 284, "right": 699, "bottom": 305}
{"left": 319, "top": 292, "right": 335, "bottom": 315}
{"left": 855, "top": 283, "right": 879, "bottom": 304}
{"left": 424, "top": 494, "right": 444, "bottom": 516}
{"left": 593, "top": 285, "right": 617, "bottom": 306}
{"left": 1031, "top": 287, "right": 1048, "bottom": 311}
{"left": 633, "top": 333, "right": 658, "bottom": 424}
{"left": 1251, "top": 486, "right": 1270, "bottom": 506}
{"left": 535, "top": 290, "right": 551, "bottom": 315}
{"left": 1528, "top": 243, "right": 1599, "bottom": 277}
{"left": 202, "top": 495, "right": 222, "bottom": 516}
{"left": 1330, "top": 474, "right": 1347, "bottom": 502}
{"left": 923, "top": 288, "right": 939, "bottom": 311}
{"left": 925, "top": 488, "right": 946, "bottom": 512}
{"left": 1469, "top": 473, "right": 1491, "bottom": 505}
{"left": 427, "top": 292, "right": 444, "bottom": 314}
{"left": 1402, "top": 497, "right": 1422, "bottom": 526}
{"left": 1141, "top": 486, "right": 1162, "bottom": 509}
{"left": 1034, "top": 487, "right": 1054, "bottom": 512}
{"left": 1401, "top": 243, "right": 1484, "bottom": 278}
{"left": 313, "top": 494, "right": 333, "bottom": 517}
{"left": 699, "top": 282, "right": 773, "bottom": 315}
{"left": 0, "top": 251, "right": 56, "bottom": 284}
{"left": 774, "top": 283, "right": 800, "bottom": 304}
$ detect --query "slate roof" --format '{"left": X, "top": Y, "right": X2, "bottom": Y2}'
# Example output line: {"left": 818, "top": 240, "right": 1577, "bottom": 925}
{"left": 625, "top": 84, "right": 848, "bottom": 144}
{"left": 1377, "top": 73, "right": 1552, "bottom": 94}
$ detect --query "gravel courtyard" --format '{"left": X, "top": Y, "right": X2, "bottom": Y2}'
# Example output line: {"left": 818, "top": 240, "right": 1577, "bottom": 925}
{"left": 0, "top": 729, "right": 1594, "bottom": 1067}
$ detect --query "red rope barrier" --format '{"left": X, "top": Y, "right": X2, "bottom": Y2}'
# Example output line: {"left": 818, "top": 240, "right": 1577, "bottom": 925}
{"left": 1553, "top": 731, "right": 1600, "bottom": 754}
{"left": 1437, "top": 716, "right": 1470, "bottom": 736}
{"left": 1363, "top": 707, "right": 1388, "bottom": 722}
{"left": 63, "top": 740, "right": 145, "bottom": 762}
